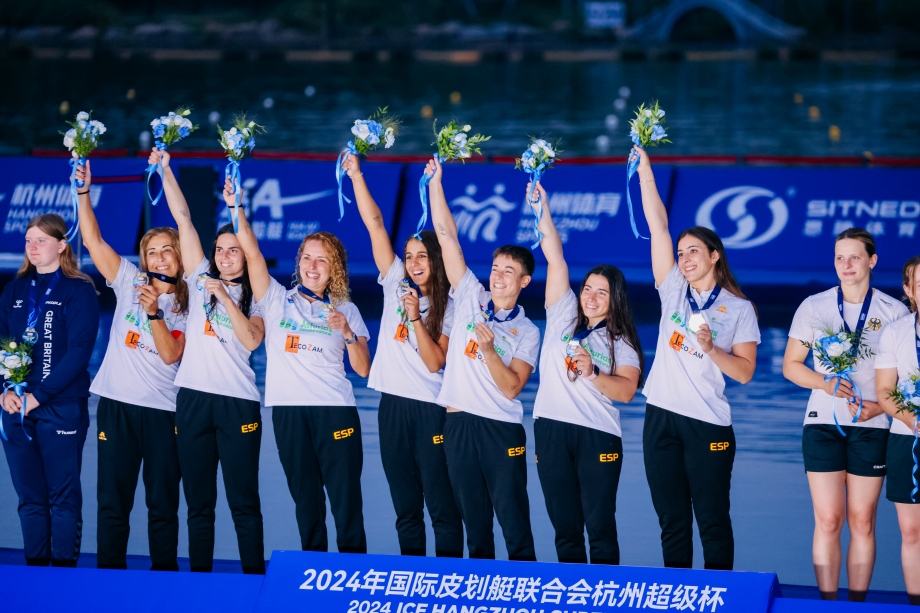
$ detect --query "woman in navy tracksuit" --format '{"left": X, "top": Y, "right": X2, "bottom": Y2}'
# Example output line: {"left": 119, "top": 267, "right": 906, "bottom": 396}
{"left": 0, "top": 213, "right": 100, "bottom": 566}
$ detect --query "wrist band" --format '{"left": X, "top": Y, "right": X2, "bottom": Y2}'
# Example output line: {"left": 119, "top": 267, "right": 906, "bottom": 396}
{"left": 77, "top": 189, "right": 90, "bottom": 195}
{"left": 410, "top": 317, "right": 422, "bottom": 322}
{"left": 639, "top": 179, "right": 656, "bottom": 184}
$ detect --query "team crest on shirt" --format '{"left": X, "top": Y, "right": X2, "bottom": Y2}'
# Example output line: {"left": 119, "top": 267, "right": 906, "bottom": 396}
{"left": 717, "top": 305, "right": 727, "bottom": 314}
{"left": 509, "top": 328, "right": 518, "bottom": 336}
{"left": 867, "top": 317, "right": 882, "bottom": 332}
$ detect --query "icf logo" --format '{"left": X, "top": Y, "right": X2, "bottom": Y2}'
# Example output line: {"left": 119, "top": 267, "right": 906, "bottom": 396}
{"left": 450, "top": 183, "right": 517, "bottom": 243}
{"left": 695, "top": 186, "right": 789, "bottom": 249}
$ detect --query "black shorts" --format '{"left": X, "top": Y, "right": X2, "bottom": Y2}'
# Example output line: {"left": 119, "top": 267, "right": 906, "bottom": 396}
{"left": 802, "top": 424, "right": 887, "bottom": 477}
{"left": 886, "top": 432, "right": 920, "bottom": 504}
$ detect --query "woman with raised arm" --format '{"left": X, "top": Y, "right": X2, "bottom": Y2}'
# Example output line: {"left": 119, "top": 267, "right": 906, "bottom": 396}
{"left": 528, "top": 181, "right": 643, "bottom": 565}
{"left": 342, "top": 155, "right": 463, "bottom": 558}
{"left": 0, "top": 213, "right": 99, "bottom": 567}
{"left": 75, "top": 160, "right": 188, "bottom": 571}
{"left": 633, "top": 146, "right": 760, "bottom": 571}
{"left": 229, "top": 175, "right": 372, "bottom": 555}
{"left": 784, "top": 229, "right": 908, "bottom": 601}
{"left": 877, "top": 255, "right": 920, "bottom": 605}
{"left": 150, "top": 148, "right": 266, "bottom": 575}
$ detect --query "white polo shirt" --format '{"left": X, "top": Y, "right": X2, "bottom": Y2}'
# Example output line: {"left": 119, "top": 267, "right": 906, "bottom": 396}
{"left": 258, "top": 278, "right": 369, "bottom": 407}
{"left": 173, "top": 258, "right": 262, "bottom": 403}
{"left": 789, "top": 287, "right": 908, "bottom": 429}
{"left": 533, "top": 289, "right": 641, "bottom": 437}
{"left": 90, "top": 258, "right": 188, "bottom": 411}
{"left": 643, "top": 264, "right": 761, "bottom": 426}
{"left": 874, "top": 312, "right": 919, "bottom": 436}
{"left": 436, "top": 268, "right": 541, "bottom": 424}
{"left": 367, "top": 256, "right": 455, "bottom": 404}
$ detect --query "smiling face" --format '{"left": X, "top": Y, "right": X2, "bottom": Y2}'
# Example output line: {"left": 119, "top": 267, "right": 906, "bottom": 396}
{"left": 25, "top": 226, "right": 65, "bottom": 272}
{"left": 299, "top": 239, "right": 331, "bottom": 293}
{"left": 143, "top": 233, "right": 181, "bottom": 279}
{"left": 214, "top": 232, "right": 245, "bottom": 278}
{"left": 834, "top": 237, "right": 876, "bottom": 287}
{"left": 490, "top": 254, "right": 530, "bottom": 302}
{"left": 904, "top": 263, "right": 920, "bottom": 311}
{"left": 677, "top": 234, "right": 719, "bottom": 286}
{"left": 404, "top": 238, "right": 430, "bottom": 287}
{"left": 581, "top": 273, "right": 610, "bottom": 324}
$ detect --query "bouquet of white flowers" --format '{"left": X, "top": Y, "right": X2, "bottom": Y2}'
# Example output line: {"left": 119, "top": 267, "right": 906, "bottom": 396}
{"left": 335, "top": 107, "right": 400, "bottom": 220}
{"left": 147, "top": 107, "right": 199, "bottom": 206}
{"left": 416, "top": 120, "right": 491, "bottom": 238}
{"left": 515, "top": 137, "right": 561, "bottom": 249}
{"left": 217, "top": 114, "right": 265, "bottom": 232}
{"left": 61, "top": 111, "right": 106, "bottom": 242}
{"left": 802, "top": 325, "right": 874, "bottom": 436}
{"left": 890, "top": 370, "right": 920, "bottom": 500}
{"left": 0, "top": 339, "right": 34, "bottom": 442}
{"left": 625, "top": 101, "right": 671, "bottom": 240}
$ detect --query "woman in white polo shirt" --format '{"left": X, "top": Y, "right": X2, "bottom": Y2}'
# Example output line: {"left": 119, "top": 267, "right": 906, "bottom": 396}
{"left": 75, "top": 160, "right": 188, "bottom": 571}
{"left": 154, "top": 148, "right": 267, "bottom": 575}
{"left": 529, "top": 181, "right": 643, "bottom": 565}
{"left": 229, "top": 177, "right": 372, "bottom": 554}
{"left": 634, "top": 145, "right": 760, "bottom": 571}
{"left": 784, "top": 229, "right": 907, "bottom": 602}
{"left": 877, "top": 255, "right": 920, "bottom": 605}
{"left": 342, "top": 155, "right": 463, "bottom": 557}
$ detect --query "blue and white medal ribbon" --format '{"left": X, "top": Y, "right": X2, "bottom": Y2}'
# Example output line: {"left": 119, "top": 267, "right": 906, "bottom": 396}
{"left": 912, "top": 417, "right": 919, "bottom": 503}
{"left": 625, "top": 146, "right": 649, "bottom": 241}
{"left": 416, "top": 153, "right": 445, "bottom": 240}
{"left": 0, "top": 381, "right": 31, "bottom": 442}
{"left": 335, "top": 142, "right": 358, "bottom": 222}
{"left": 145, "top": 140, "right": 168, "bottom": 206}
{"left": 825, "top": 370, "right": 862, "bottom": 437}
{"left": 836, "top": 287, "right": 874, "bottom": 425}
{"left": 66, "top": 156, "right": 86, "bottom": 243}
{"left": 526, "top": 163, "right": 546, "bottom": 250}
{"left": 225, "top": 158, "right": 242, "bottom": 233}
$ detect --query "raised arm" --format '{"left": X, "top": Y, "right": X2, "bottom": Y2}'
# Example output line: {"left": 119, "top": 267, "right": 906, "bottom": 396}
{"left": 152, "top": 148, "right": 205, "bottom": 272}
{"left": 343, "top": 155, "right": 396, "bottom": 276}
{"left": 223, "top": 177, "right": 270, "bottom": 302}
{"left": 528, "top": 181, "right": 569, "bottom": 308}
{"left": 74, "top": 159, "right": 120, "bottom": 283}
{"left": 427, "top": 158, "right": 467, "bottom": 289}
{"left": 633, "top": 146, "right": 674, "bottom": 286}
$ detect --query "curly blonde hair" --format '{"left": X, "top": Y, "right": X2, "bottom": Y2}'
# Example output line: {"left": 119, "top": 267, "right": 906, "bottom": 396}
{"left": 292, "top": 231, "right": 350, "bottom": 305}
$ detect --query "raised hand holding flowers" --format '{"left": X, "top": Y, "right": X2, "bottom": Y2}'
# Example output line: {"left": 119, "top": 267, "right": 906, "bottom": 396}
{"left": 146, "top": 107, "right": 199, "bottom": 206}
{"left": 625, "top": 100, "right": 671, "bottom": 240}
{"left": 335, "top": 107, "right": 400, "bottom": 221}
{"left": 515, "top": 137, "right": 561, "bottom": 249}
{"left": 217, "top": 114, "right": 265, "bottom": 232}
{"left": 61, "top": 111, "right": 106, "bottom": 242}
{"left": 417, "top": 120, "right": 491, "bottom": 238}
{"left": 0, "top": 339, "right": 35, "bottom": 442}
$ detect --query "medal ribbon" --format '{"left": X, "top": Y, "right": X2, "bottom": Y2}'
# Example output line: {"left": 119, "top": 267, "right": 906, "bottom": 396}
{"left": 145, "top": 141, "right": 168, "bottom": 206}
{"left": 399, "top": 278, "right": 429, "bottom": 322}
{"left": 144, "top": 271, "right": 178, "bottom": 285}
{"left": 481, "top": 299, "right": 520, "bottom": 324}
{"left": 833, "top": 287, "right": 874, "bottom": 428}
{"left": 416, "top": 153, "right": 446, "bottom": 240}
{"left": 335, "top": 142, "right": 358, "bottom": 221}
{"left": 224, "top": 158, "right": 242, "bottom": 232}
{"left": 685, "top": 284, "right": 721, "bottom": 329}
{"left": 65, "top": 156, "right": 84, "bottom": 243}
{"left": 299, "top": 285, "right": 331, "bottom": 306}
{"left": 25, "top": 270, "right": 62, "bottom": 343}
{"left": 625, "top": 147, "right": 649, "bottom": 241}
{"left": 0, "top": 382, "right": 32, "bottom": 442}
{"left": 525, "top": 161, "right": 547, "bottom": 250}
{"left": 572, "top": 320, "right": 607, "bottom": 343}
{"left": 913, "top": 314, "right": 920, "bottom": 502}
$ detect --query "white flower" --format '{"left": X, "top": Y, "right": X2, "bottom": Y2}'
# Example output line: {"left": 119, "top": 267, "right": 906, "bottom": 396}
{"left": 89, "top": 120, "right": 106, "bottom": 134}
{"left": 384, "top": 128, "right": 395, "bottom": 149}
{"left": 248, "top": 121, "right": 255, "bottom": 128}
{"left": 9, "top": 342, "right": 17, "bottom": 350}
{"left": 151, "top": 118, "right": 162, "bottom": 128}
{"left": 76, "top": 111, "right": 89, "bottom": 121}
{"left": 657, "top": 109, "right": 666, "bottom": 118}
{"left": 462, "top": 125, "right": 471, "bottom": 132}
{"left": 22, "top": 355, "right": 32, "bottom": 366}
{"left": 3, "top": 354, "right": 22, "bottom": 369}
{"left": 453, "top": 133, "right": 468, "bottom": 148}
{"left": 0, "top": 369, "right": 9, "bottom": 379}
{"left": 541, "top": 144, "right": 555, "bottom": 158}
{"left": 229, "top": 127, "right": 238, "bottom": 135}
{"left": 643, "top": 109, "right": 652, "bottom": 118}
{"left": 909, "top": 395, "right": 920, "bottom": 407}
{"left": 825, "top": 342, "right": 846, "bottom": 358}
{"left": 351, "top": 120, "right": 371, "bottom": 142}
{"left": 63, "top": 129, "right": 76, "bottom": 150}
{"left": 78, "top": 120, "right": 87, "bottom": 130}
{"left": 529, "top": 143, "right": 540, "bottom": 154}
{"left": 458, "top": 148, "right": 471, "bottom": 159}
{"left": 181, "top": 109, "right": 191, "bottom": 116}
{"left": 181, "top": 117, "right": 193, "bottom": 129}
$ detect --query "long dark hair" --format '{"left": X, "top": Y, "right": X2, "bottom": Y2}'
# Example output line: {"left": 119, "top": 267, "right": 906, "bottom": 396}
{"left": 571, "top": 264, "right": 644, "bottom": 384}
{"left": 678, "top": 226, "right": 753, "bottom": 308}
{"left": 902, "top": 254, "right": 920, "bottom": 313}
{"left": 209, "top": 223, "right": 252, "bottom": 318}
{"left": 407, "top": 230, "right": 450, "bottom": 340}
{"left": 18, "top": 214, "right": 96, "bottom": 292}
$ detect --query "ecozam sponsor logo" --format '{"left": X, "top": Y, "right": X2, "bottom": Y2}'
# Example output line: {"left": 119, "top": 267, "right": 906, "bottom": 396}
{"left": 218, "top": 177, "right": 333, "bottom": 242}
{"left": 450, "top": 182, "right": 623, "bottom": 244}
{"left": 696, "top": 186, "right": 789, "bottom": 250}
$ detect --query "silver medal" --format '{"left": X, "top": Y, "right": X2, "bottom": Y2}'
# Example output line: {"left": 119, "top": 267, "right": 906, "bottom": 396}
{"left": 687, "top": 313, "right": 706, "bottom": 334}
{"left": 22, "top": 328, "right": 38, "bottom": 344}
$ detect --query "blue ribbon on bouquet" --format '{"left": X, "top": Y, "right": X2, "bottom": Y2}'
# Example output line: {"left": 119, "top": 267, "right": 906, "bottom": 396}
{"left": 525, "top": 162, "right": 547, "bottom": 250}
{"left": 1, "top": 381, "right": 31, "bottom": 442}
{"left": 225, "top": 159, "right": 242, "bottom": 233}
{"left": 145, "top": 141, "right": 168, "bottom": 207}
{"left": 911, "top": 418, "right": 920, "bottom": 503}
{"left": 416, "top": 153, "right": 446, "bottom": 240}
{"left": 625, "top": 144, "right": 649, "bottom": 241}
{"left": 824, "top": 370, "right": 861, "bottom": 437}
{"left": 335, "top": 142, "right": 358, "bottom": 222}
{"left": 65, "top": 156, "right": 86, "bottom": 243}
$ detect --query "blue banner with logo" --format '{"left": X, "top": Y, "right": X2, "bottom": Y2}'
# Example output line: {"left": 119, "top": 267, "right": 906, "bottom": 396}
{"left": 256, "top": 551, "right": 779, "bottom": 613}
{"left": 668, "top": 168, "right": 920, "bottom": 286}
{"left": 150, "top": 159, "right": 402, "bottom": 277}
{"left": 394, "top": 163, "right": 674, "bottom": 282}
{"left": 0, "top": 157, "right": 144, "bottom": 256}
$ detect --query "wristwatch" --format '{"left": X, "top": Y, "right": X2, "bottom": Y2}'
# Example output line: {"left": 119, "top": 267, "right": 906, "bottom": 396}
{"left": 148, "top": 309, "right": 164, "bottom": 321}
{"left": 583, "top": 364, "right": 600, "bottom": 381}
{"left": 345, "top": 332, "right": 358, "bottom": 345}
